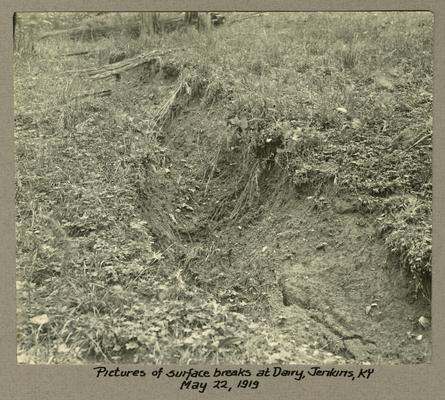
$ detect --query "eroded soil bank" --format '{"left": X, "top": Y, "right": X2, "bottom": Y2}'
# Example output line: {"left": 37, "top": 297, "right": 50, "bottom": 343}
{"left": 15, "top": 12, "right": 433, "bottom": 366}
{"left": 139, "top": 91, "right": 431, "bottom": 365}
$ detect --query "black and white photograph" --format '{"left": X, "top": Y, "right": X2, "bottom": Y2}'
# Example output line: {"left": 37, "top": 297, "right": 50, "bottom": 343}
{"left": 14, "top": 11, "right": 432, "bottom": 366}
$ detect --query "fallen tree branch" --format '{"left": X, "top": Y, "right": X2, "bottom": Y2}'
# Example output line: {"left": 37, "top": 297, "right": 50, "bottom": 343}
{"left": 228, "top": 12, "right": 269, "bottom": 25}
{"left": 87, "top": 48, "right": 184, "bottom": 80}
{"left": 59, "top": 51, "right": 90, "bottom": 58}
{"left": 38, "top": 23, "right": 139, "bottom": 41}
{"left": 39, "top": 16, "right": 188, "bottom": 42}
{"left": 71, "top": 89, "right": 112, "bottom": 100}
{"left": 58, "top": 48, "right": 184, "bottom": 78}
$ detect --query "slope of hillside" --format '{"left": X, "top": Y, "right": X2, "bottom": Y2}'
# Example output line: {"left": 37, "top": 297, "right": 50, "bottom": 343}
{"left": 15, "top": 12, "right": 432, "bottom": 364}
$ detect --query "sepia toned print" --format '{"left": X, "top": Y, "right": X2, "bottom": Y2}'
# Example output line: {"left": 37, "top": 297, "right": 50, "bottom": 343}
{"left": 14, "top": 11, "right": 432, "bottom": 365}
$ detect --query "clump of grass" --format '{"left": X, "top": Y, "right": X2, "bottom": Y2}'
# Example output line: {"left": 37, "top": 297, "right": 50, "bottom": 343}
{"left": 337, "top": 43, "right": 357, "bottom": 70}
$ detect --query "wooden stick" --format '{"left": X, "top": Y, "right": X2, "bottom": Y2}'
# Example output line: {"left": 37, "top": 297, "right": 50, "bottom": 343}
{"left": 61, "top": 51, "right": 90, "bottom": 57}
{"left": 408, "top": 131, "right": 432, "bottom": 150}
{"left": 71, "top": 89, "right": 112, "bottom": 100}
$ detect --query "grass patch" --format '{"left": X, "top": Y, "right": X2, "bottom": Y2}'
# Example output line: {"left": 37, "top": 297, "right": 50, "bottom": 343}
{"left": 16, "top": 11, "right": 432, "bottom": 363}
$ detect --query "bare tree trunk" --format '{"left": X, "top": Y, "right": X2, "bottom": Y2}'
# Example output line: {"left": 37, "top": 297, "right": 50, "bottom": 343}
{"left": 153, "top": 13, "right": 160, "bottom": 33}
{"left": 140, "top": 13, "right": 153, "bottom": 37}
{"left": 184, "top": 12, "right": 211, "bottom": 30}
{"left": 13, "top": 13, "right": 34, "bottom": 53}
{"left": 184, "top": 12, "right": 198, "bottom": 25}
{"left": 198, "top": 12, "right": 211, "bottom": 30}
{"left": 140, "top": 12, "right": 159, "bottom": 37}
{"left": 13, "top": 13, "right": 17, "bottom": 50}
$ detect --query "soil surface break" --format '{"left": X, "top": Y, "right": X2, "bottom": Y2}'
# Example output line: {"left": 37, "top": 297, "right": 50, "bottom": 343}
{"left": 139, "top": 81, "right": 431, "bottom": 365}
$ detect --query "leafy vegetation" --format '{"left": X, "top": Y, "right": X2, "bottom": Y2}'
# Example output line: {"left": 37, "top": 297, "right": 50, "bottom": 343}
{"left": 15, "top": 12, "right": 432, "bottom": 364}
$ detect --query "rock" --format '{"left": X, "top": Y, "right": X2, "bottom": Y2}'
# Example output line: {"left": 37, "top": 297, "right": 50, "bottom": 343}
{"left": 277, "top": 229, "right": 298, "bottom": 239}
{"left": 316, "top": 242, "right": 328, "bottom": 250}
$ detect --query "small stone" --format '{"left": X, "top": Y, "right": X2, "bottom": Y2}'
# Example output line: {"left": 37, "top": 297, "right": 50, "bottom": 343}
{"left": 316, "top": 242, "right": 328, "bottom": 250}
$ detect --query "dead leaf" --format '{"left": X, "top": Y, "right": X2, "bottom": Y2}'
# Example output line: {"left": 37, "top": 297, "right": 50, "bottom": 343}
{"left": 181, "top": 203, "right": 194, "bottom": 211}
{"left": 125, "top": 341, "right": 139, "bottom": 350}
{"left": 229, "top": 116, "right": 241, "bottom": 126}
{"left": 152, "top": 252, "right": 163, "bottom": 261}
{"left": 30, "top": 314, "right": 49, "bottom": 325}
{"left": 420, "top": 89, "right": 433, "bottom": 99}
{"left": 168, "top": 213, "right": 177, "bottom": 224}
{"left": 351, "top": 118, "right": 362, "bottom": 129}
{"left": 57, "top": 343, "right": 70, "bottom": 353}
{"left": 388, "top": 67, "right": 400, "bottom": 77}
{"left": 365, "top": 305, "right": 372, "bottom": 315}
{"left": 418, "top": 316, "right": 430, "bottom": 329}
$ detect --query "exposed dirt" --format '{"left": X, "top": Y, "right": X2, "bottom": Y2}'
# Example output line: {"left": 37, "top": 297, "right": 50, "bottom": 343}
{"left": 137, "top": 76, "right": 431, "bottom": 364}
{"left": 227, "top": 195, "right": 431, "bottom": 364}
